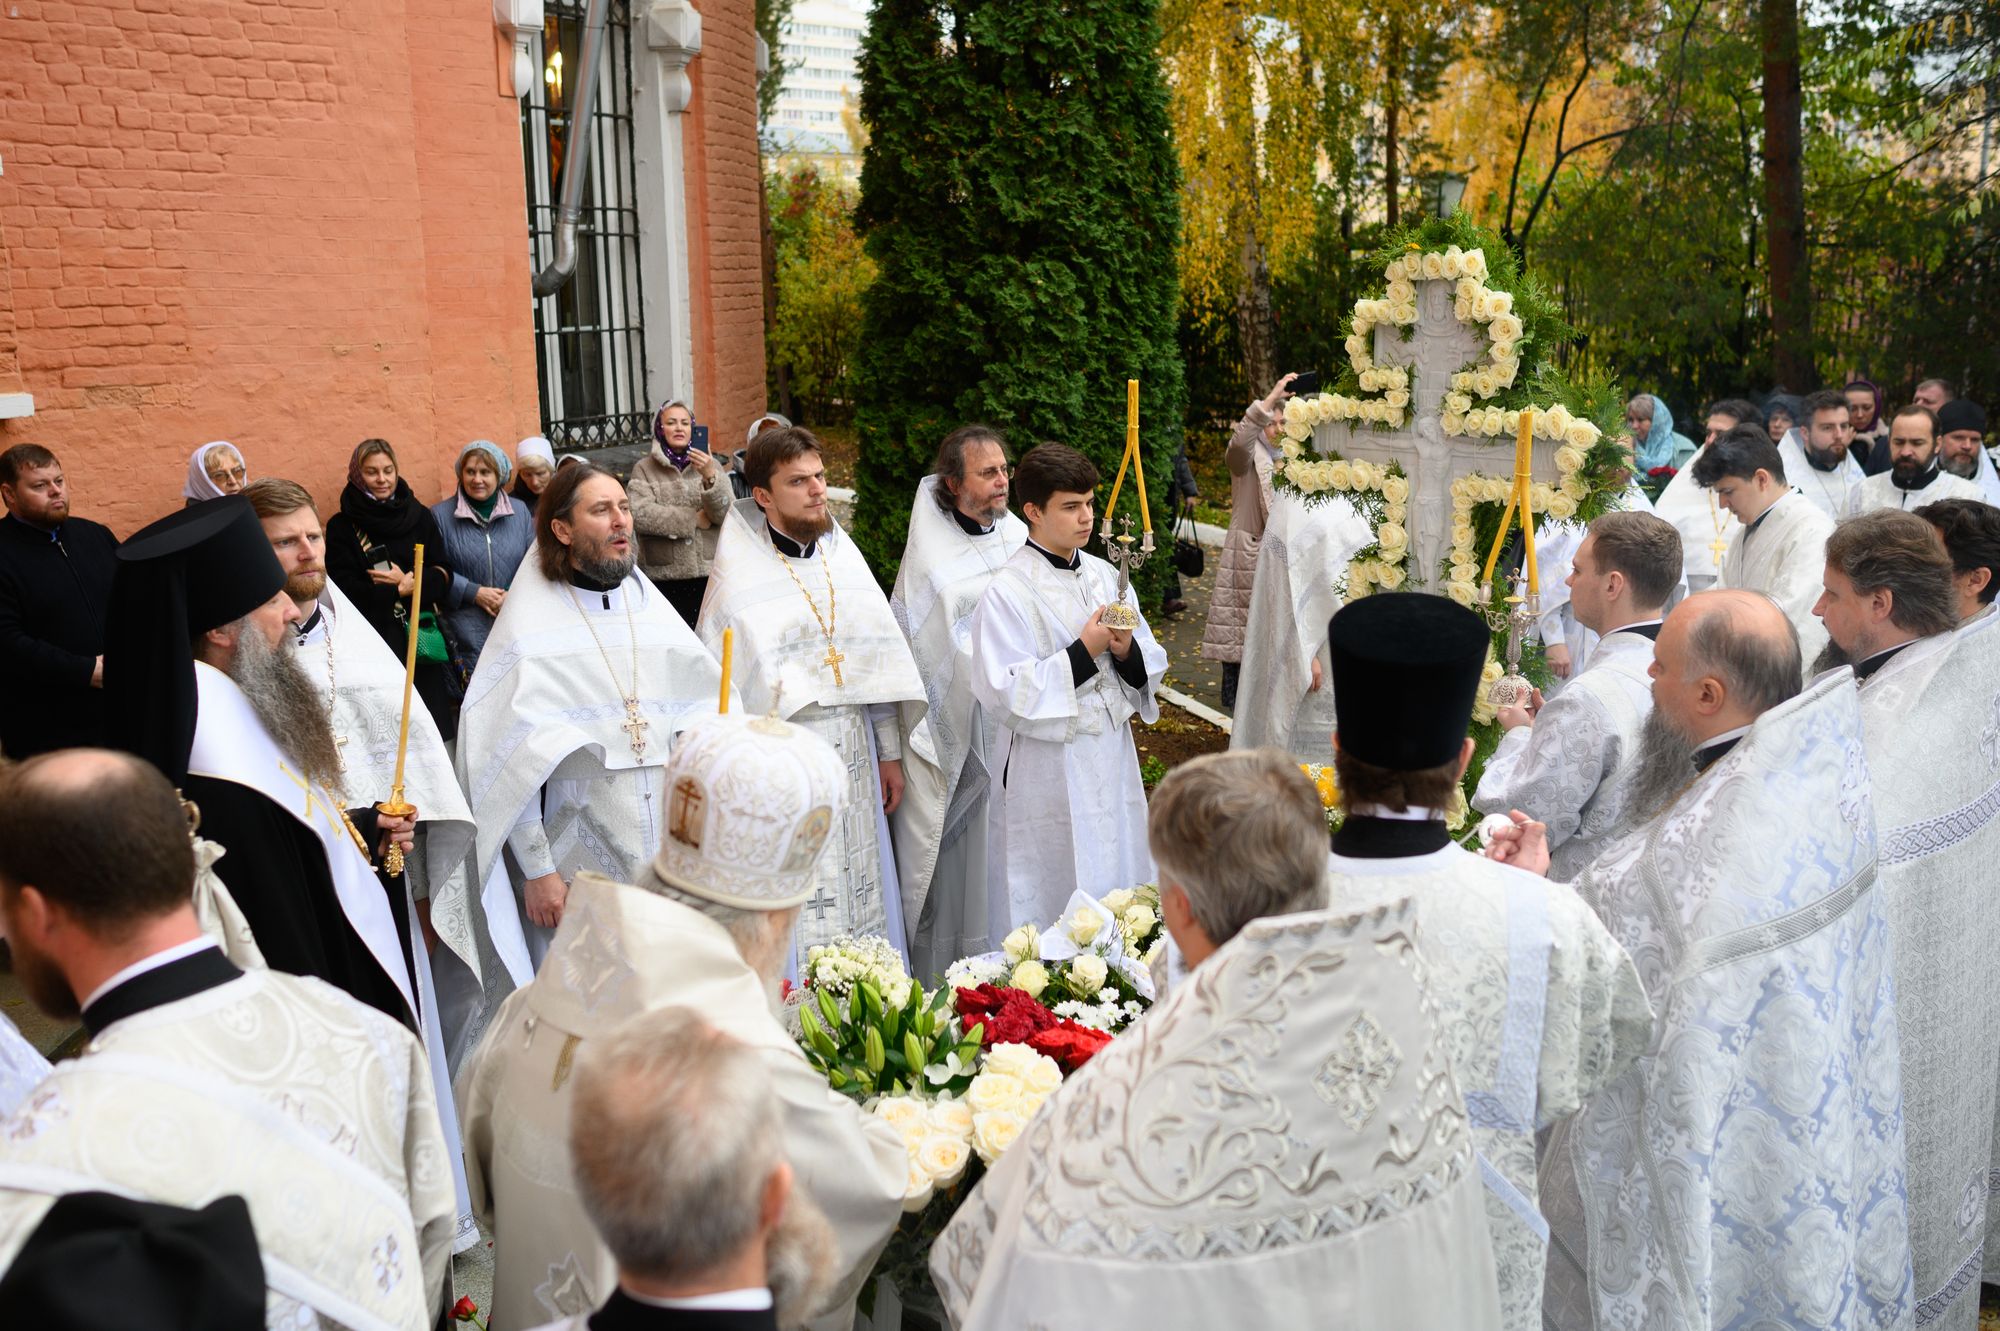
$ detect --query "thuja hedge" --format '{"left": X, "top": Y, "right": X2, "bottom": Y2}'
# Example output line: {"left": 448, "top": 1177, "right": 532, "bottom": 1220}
{"left": 851, "top": 0, "right": 1186, "bottom": 589}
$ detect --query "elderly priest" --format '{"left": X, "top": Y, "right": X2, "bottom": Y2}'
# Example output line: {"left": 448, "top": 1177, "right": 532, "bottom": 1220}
{"left": 0, "top": 749, "right": 454, "bottom": 1328}
{"left": 460, "top": 711, "right": 905, "bottom": 1331}
{"left": 933, "top": 749, "right": 1503, "bottom": 1327}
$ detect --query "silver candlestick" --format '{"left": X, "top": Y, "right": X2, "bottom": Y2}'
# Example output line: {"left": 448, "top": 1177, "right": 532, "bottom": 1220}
{"left": 1098, "top": 514, "right": 1154, "bottom": 631}
{"left": 1482, "top": 569, "right": 1539, "bottom": 710}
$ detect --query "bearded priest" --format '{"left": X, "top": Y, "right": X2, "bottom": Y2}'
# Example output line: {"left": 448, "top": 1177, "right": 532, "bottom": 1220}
{"left": 1493, "top": 590, "right": 1915, "bottom": 1330}
{"left": 888, "top": 426, "right": 1025, "bottom": 979}
{"left": 1319, "top": 593, "right": 1652, "bottom": 1331}
{"left": 103, "top": 498, "right": 421, "bottom": 1030}
{"left": 0, "top": 749, "right": 455, "bottom": 1327}
{"left": 933, "top": 750, "right": 1503, "bottom": 1328}
{"left": 459, "top": 712, "right": 905, "bottom": 1331}
{"left": 457, "top": 463, "right": 728, "bottom": 986}
{"left": 698, "top": 427, "right": 926, "bottom": 962}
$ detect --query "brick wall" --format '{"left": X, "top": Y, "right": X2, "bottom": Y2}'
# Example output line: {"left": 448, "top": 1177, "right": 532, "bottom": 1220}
{"left": 687, "top": 0, "right": 769, "bottom": 451}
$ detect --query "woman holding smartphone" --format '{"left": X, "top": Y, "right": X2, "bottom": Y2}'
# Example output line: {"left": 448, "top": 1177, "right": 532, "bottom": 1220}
{"left": 628, "top": 397, "right": 731, "bottom": 626}
{"left": 324, "top": 438, "right": 462, "bottom": 739}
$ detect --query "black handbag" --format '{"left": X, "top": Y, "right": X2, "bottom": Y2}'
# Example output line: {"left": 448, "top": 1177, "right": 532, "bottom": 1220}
{"left": 1173, "top": 511, "right": 1205, "bottom": 578}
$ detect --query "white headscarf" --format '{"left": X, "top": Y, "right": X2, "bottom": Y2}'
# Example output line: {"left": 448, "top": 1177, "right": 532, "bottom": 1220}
{"left": 182, "top": 440, "right": 245, "bottom": 502}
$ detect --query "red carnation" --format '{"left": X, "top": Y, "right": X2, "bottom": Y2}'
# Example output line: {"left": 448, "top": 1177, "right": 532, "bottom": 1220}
{"left": 1028, "top": 1019, "right": 1114, "bottom": 1073}
{"left": 955, "top": 983, "right": 1057, "bottom": 1046}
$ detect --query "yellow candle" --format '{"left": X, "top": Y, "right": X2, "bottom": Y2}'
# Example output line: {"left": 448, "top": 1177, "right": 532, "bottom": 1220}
{"left": 1129, "top": 378, "right": 1151, "bottom": 532}
{"left": 1481, "top": 483, "right": 1519, "bottom": 586}
{"left": 717, "top": 626, "right": 733, "bottom": 714}
{"left": 389, "top": 544, "right": 424, "bottom": 799}
{"left": 1518, "top": 413, "right": 1539, "bottom": 594}
{"left": 1104, "top": 442, "right": 1131, "bottom": 520}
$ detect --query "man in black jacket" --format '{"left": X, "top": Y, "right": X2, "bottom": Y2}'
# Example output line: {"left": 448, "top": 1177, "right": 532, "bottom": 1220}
{"left": 0, "top": 444, "right": 119, "bottom": 758}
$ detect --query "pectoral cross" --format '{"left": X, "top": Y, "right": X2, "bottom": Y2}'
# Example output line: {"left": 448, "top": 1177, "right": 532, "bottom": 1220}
{"left": 1710, "top": 534, "right": 1729, "bottom": 565}
{"left": 620, "top": 698, "right": 651, "bottom": 759}
{"left": 823, "top": 644, "right": 846, "bottom": 687}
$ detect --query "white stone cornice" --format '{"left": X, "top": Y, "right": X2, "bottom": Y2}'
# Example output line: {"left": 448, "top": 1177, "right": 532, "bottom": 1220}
{"left": 492, "top": 0, "right": 545, "bottom": 100}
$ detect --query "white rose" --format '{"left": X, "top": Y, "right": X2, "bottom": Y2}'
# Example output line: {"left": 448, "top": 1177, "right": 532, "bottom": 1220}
{"left": 1326, "top": 459, "right": 1354, "bottom": 491}
{"left": 980, "top": 1042, "right": 1038, "bottom": 1077}
{"left": 1383, "top": 502, "right": 1406, "bottom": 524}
{"left": 1488, "top": 290, "right": 1514, "bottom": 315}
{"left": 1347, "top": 559, "right": 1373, "bottom": 589}
{"left": 1010, "top": 960, "right": 1049, "bottom": 998}
{"left": 1376, "top": 521, "right": 1408, "bottom": 553}
{"left": 1450, "top": 562, "right": 1480, "bottom": 584}
{"left": 1283, "top": 395, "right": 1310, "bottom": 425}
{"left": 1121, "top": 903, "right": 1157, "bottom": 937}
{"left": 1493, "top": 359, "right": 1519, "bottom": 388}
{"left": 1546, "top": 493, "right": 1578, "bottom": 519}
{"left": 1446, "top": 580, "right": 1478, "bottom": 607}
{"left": 874, "top": 1096, "right": 929, "bottom": 1136}
{"left": 1502, "top": 410, "right": 1522, "bottom": 437}
{"left": 971, "top": 1108, "right": 1027, "bottom": 1164}
{"left": 1445, "top": 392, "right": 1472, "bottom": 416}
{"left": 1101, "top": 888, "right": 1136, "bottom": 914}
{"left": 916, "top": 1132, "right": 972, "bottom": 1186}
{"left": 1381, "top": 474, "right": 1410, "bottom": 504}
{"left": 1018, "top": 1054, "right": 1062, "bottom": 1098}
{"left": 1484, "top": 475, "right": 1511, "bottom": 503}
{"left": 1489, "top": 313, "right": 1524, "bottom": 344}
{"left": 1386, "top": 387, "right": 1410, "bottom": 410}
{"left": 1561, "top": 477, "right": 1589, "bottom": 501}
{"left": 1391, "top": 301, "right": 1419, "bottom": 325}
{"left": 1069, "top": 953, "right": 1108, "bottom": 993}
{"left": 1462, "top": 248, "right": 1489, "bottom": 279}
{"left": 903, "top": 1159, "right": 935, "bottom": 1209}
{"left": 1483, "top": 411, "right": 1506, "bottom": 438}
{"left": 1419, "top": 252, "right": 1446, "bottom": 280}
{"left": 1530, "top": 483, "right": 1555, "bottom": 511}
{"left": 1002, "top": 923, "right": 1039, "bottom": 965}
{"left": 1283, "top": 419, "right": 1312, "bottom": 444}
{"left": 1383, "top": 257, "right": 1407, "bottom": 281}
{"left": 1442, "top": 412, "right": 1466, "bottom": 437}
{"left": 1451, "top": 371, "right": 1475, "bottom": 392}
{"left": 1386, "top": 278, "right": 1416, "bottom": 305}
{"left": 1441, "top": 245, "right": 1465, "bottom": 278}
{"left": 1456, "top": 276, "right": 1483, "bottom": 303}
{"left": 1066, "top": 906, "right": 1103, "bottom": 946}
{"left": 1490, "top": 340, "right": 1518, "bottom": 365}
{"left": 1343, "top": 333, "right": 1366, "bottom": 358}
{"left": 967, "top": 1069, "right": 1025, "bottom": 1115}
{"left": 1375, "top": 562, "right": 1406, "bottom": 590}
{"left": 1473, "top": 370, "right": 1496, "bottom": 398}
{"left": 1554, "top": 445, "right": 1586, "bottom": 475}
{"left": 1544, "top": 403, "right": 1573, "bottom": 435}
{"left": 1450, "top": 519, "right": 1476, "bottom": 550}
{"left": 928, "top": 1098, "right": 975, "bottom": 1138}
{"left": 1565, "top": 420, "right": 1599, "bottom": 450}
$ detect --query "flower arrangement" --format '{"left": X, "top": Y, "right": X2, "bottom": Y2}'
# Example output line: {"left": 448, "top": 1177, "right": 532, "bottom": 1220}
{"left": 795, "top": 938, "right": 982, "bottom": 1099}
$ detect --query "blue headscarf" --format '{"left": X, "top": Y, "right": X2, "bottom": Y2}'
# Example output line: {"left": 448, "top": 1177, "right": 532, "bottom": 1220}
{"left": 1631, "top": 394, "right": 1678, "bottom": 472}
{"left": 455, "top": 439, "right": 514, "bottom": 488}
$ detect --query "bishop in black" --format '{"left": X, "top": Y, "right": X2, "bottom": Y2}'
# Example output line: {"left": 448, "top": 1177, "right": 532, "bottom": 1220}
{"left": 102, "top": 497, "right": 418, "bottom": 1028}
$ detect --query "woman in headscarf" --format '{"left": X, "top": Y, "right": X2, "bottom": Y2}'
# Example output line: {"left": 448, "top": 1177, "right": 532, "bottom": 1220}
{"left": 430, "top": 440, "right": 535, "bottom": 669}
{"left": 511, "top": 436, "right": 556, "bottom": 516}
{"left": 323, "top": 438, "right": 461, "bottom": 739}
{"left": 626, "top": 398, "right": 730, "bottom": 626}
{"left": 1624, "top": 394, "right": 1696, "bottom": 476}
{"left": 1763, "top": 393, "right": 1804, "bottom": 446}
{"left": 182, "top": 441, "right": 248, "bottom": 505}
{"left": 1845, "top": 379, "right": 1890, "bottom": 468}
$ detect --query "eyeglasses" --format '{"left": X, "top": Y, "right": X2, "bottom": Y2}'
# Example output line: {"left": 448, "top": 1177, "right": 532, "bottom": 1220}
{"left": 210, "top": 466, "right": 247, "bottom": 484}
{"left": 972, "top": 465, "right": 1011, "bottom": 480}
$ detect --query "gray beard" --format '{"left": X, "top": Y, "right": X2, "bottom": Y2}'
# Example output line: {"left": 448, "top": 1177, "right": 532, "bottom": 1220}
{"left": 963, "top": 499, "right": 1008, "bottom": 527}
{"left": 1627, "top": 707, "right": 1702, "bottom": 818}
{"left": 767, "top": 1187, "right": 839, "bottom": 1330}
{"left": 1812, "top": 638, "right": 1854, "bottom": 676}
{"left": 232, "top": 624, "right": 347, "bottom": 802}
{"left": 573, "top": 547, "right": 636, "bottom": 587}
{"left": 1942, "top": 453, "right": 1979, "bottom": 480}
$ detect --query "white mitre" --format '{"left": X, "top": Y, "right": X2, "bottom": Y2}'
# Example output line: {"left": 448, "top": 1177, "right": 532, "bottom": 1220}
{"left": 647, "top": 710, "right": 850, "bottom": 910}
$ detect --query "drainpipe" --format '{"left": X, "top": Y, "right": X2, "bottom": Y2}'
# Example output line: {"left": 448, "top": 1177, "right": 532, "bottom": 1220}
{"left": 532, "top": 0, "right": 612, "bottom": 297}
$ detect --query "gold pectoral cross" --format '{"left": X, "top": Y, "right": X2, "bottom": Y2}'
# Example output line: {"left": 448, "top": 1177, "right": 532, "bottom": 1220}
{"left": 280, "top": 761, "right": 372, "bottom": 860}
{"left": 621, "top": 699, "right": 651, "bottom": 759}
{"left": 1711, "top": 536, "right": 1728, "bottom": 564}
{"left": 823, "top": 644, "right": 846, "bottom": 687}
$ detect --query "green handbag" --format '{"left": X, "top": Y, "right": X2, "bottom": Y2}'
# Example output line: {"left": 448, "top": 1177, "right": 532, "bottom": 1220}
{"left": 416, "top": 611, "right": 449, "bottom": 665}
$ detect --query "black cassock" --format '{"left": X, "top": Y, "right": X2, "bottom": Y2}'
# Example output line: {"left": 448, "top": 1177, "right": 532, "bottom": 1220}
{"left": 186, "top": 775, "right": 417, "bottom": 1031}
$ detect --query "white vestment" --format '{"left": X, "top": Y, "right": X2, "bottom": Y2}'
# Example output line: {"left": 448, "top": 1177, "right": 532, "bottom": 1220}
{"left": 887, "top": 478, "right": 1026, "bottom": 978}
{"left": 1654, "top": 445, "right": 1738, "bottom": 587}
{"left": 1964, "top": 446, "right": 2000, "bottom": 505}
{"left": 459, "top": 872, "right": 906, "bottom": 1331}
{"left": 1230, "top": 490, "right": 1374, "bottom": 759}
{"left": 1718, "top": 490, "right": 1837, "bottom": 671}
{"left": 1325, "top": 841, "right": 1652, "bottom": 1330}
{"left": 700, "top": 500, "right": 926, "bottom": 960}
{"left": 0, "top": 964, "right": 455, "bottom": 1331}
{"left": 1473, "top": 627, "right": 1657, "bottom": 880}
{"left": 295, "top": 583, "right": 498, "bottom": 1071}
{"left": 1531, "top": 481, "right": 1677, "bottom": 697}
{"left": 1780, "top": 428, "right": 1867, "bottom": 519}
{"left": 1540, "top": 673, "right": 1916, "bottom": 1330}
{"left": 1855, "top": 620, "right": 2000, "bottom": 1329}
{"left": 458, "top": 565, "right": 725, "bottom": 985}
{"left": 969, "top": 543, "right": 1166, "bottom": 935}
{"left": 0, "top": 1018, "right": 48, "bottom": 1120}
{"left": 931, "top": 900, "right": 1504, "bottom": 1329}
{"left": 1847, "top": 467, "right": 1987, "bottom": 516}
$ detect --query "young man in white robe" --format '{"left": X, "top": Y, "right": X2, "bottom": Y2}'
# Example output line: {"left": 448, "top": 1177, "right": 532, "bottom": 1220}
{"left": 1917, "top": 497, "right": 2000, "bottom": 623}
{"left": 1319, "top": 593, "right": 1652, "bottom": 1331}
{"left": 460, "top": 712, "right": 905, "bottom": 1331}
{"left": 457, "top": 464, "right": 727, "bottom": 984}
{"left": 699, "top": 426, "right": 926, "bottom": 961}
{"left": 887, "top": 426, "right": 1026, "bottom": 980}
{"left": 1811, "top": 512, "right": 2000, "bottom": 1329}
{"left": 1783, "top": 388, "right": 1868, "bottom": 518}
{"left": 1693, "top": 424, "right": 1837, "bottom": 671}
{"left": 1228, "top": 486, "right": 1373, "bottom": 761}
{"left": 1648, "top": 398, "right": 1762, "bottom": 591}
{"left": 1475, "top": 511, "right": 1677, "bottom": 880}
{"left": 968, "top": 442, "right": 1167, "bottom": 936}
{"left": 0, "top": 749, "right": 455, "bottom": 1328}
{"left": 1847, "top": 404, "right": 1986, "bottom": 516}
{"left": 1491, "top": 590, "right": 1916, "bottom": 1330}
{"left": 932, "top": 750, "right": 1503, "bottom": 1329}
{"left": 1530, "top": 473, "right": 1680, "bottom": 695}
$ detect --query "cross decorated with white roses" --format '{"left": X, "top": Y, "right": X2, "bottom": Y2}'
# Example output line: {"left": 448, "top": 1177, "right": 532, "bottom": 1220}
{"left": 1281, "top": 248, "right": 1604, "bottom": 600}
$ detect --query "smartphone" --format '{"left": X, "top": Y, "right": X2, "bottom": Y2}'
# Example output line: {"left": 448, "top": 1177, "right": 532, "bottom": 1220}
{"left": 1290, "top": 371, "right": 1320, "bottom": 395}
{"left": 690, "top": 424, "right": 712, "bottom": 454}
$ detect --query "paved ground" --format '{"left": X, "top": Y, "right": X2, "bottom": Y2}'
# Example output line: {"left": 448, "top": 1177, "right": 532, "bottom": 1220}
{"left": 1150, "top": 543, "right": 1231, "bottom": 718}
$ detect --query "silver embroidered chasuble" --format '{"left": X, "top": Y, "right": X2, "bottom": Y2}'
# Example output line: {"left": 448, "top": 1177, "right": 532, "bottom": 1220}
{"left": 1230, "top": 489, "right": 1374, "bottom": 761}
{"left": 458, "top": 565, "right": 726, "bottom": 986}
{"left": 1854, "top": 619, "right": 2000, "bottom": 1329}
{"left": 459, "top": 873, "right": 906, "bottom": 1331}
{"left": 887, "top": 477, "right": 1027, "bottom": 977}
{"left": 0, "top": 968, "right": 455, "bottom": 1331}
{"left": 1541, "top": 673, "right": 1916, "bottom": 1331}
{"left": 1473, "top": 627, "right": 1657, "bottom": 881}
{"left": 931, "top": 900, "right": 1504, "bottom": 1328}
{"left": 969, "top": 543, "right": 1166, "bottom": 936}
{"left": 1324, "top": 842, "right": 1652, "bottom": 1330}
{"left": 1846, "top": 467, "right": 1986, "bottom": 517}
{"left": 1717, "top": 490, "right": 1837, "bottom": 673}
{"left": 699, "top": 501, "right": 927, "bottom": 961}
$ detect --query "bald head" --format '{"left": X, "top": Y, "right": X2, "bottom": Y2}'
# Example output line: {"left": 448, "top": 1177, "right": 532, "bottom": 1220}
{"left": 1651, "top": 590, "right": 1802, "bottom": 743}
{"left": 0, "top": 749, "right": 196, "bottom": 936}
